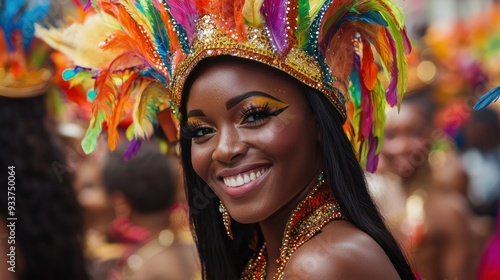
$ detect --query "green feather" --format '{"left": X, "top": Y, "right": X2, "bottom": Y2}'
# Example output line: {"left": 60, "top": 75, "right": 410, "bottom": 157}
{"left": 81, "top": 110, "right": 105, "bottom": 154}
{"left": 297, "top": 0, "right": 311, "bottom": 49}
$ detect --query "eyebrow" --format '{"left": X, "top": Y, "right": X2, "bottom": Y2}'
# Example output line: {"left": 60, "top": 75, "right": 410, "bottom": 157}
{"left": 186, "top": 109, "right": 205, "bottom": 118}
{"left": 226, "top": 91, "right": 284, "bottom": 110}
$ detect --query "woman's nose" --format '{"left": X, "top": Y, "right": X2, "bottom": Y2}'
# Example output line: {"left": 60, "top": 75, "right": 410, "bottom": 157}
{"left": 211, "top": 126, "right": 248, "bottom": 164}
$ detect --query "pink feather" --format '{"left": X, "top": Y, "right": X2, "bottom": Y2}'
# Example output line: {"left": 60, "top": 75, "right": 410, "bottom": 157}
{"left": 165, "top": 0, "right": 199, "bottom": 41}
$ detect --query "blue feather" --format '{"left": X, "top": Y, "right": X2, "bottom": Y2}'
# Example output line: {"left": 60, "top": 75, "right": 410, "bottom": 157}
{"left": 0, "top": 0, "right": 51, "bottom": 52}
{"left": 0, "top": 0, "right": 27, "bottom": 51}
{"left": 140, "top": 68, "right": 167, "bottom": 84}
{"left": 350, "top": 54, "right": 362, "bottom": 107}
{"left": 474, "top": 87, "right": 500, "bottom": 110}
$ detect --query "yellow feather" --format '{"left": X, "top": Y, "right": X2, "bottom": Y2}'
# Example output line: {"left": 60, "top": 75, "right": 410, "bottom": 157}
{"left": 133, "top": 81, "right": 169, "bottom": 139}
{"left": 309, "top": 0, "right": 326, "bottom": 19}
{"left": 119, "top": 0, "right": 154, "bottom": 38}
{"left": 35, "top": 15, "right": 122, "bottom": 68}
{"left": 243, "top": 0, "right": 265, "bottom": 28}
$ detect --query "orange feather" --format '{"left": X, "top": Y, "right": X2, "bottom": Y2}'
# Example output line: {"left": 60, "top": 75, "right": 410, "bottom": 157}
{"left": 324, "top": 24, "right": 356, "bottom": 84}
{"left": 156, "top": 0, "right": 182, "bottom": 52}
{"left": 361, "top": 36, "right": 378, "bottom": 91}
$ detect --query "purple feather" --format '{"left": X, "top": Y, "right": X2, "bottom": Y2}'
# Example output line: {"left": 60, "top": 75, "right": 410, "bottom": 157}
{"left": 84, "top": 0, "right": 92, "bottom": 11}
{"left": 361, "top": 85, "right": 373, "bottom": 138}
{"left": 385, "top": 29, "right": 398, "bottom": 107}
{"left": 165, "top": 0, "right": 199, "bottom": 40}
{"left": 402, "top": 27, "right": 412, "bottom": 55}
{"left": 124, "top": 138, "right": 142, "bottom": 160}
{"left": 365, "top": 135, "right": 379, "bottom": 173}
{"left": 261, "top": 0, "right": 288, "bottom": 55}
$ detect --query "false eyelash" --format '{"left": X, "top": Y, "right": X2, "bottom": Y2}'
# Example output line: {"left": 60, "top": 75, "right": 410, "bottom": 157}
{"left": 239, "top": 103, "right": 272, "bottom": 120}
{"left": 180, "top": 120, "right": 204, "bottom": 140}
{"left": 239, "top": 103, "right": 289, "bottom": 123}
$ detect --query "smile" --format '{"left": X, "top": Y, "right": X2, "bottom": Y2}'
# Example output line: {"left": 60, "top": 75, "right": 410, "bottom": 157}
{"left": 222, "top": 168, "right": 269, "bottom": 188}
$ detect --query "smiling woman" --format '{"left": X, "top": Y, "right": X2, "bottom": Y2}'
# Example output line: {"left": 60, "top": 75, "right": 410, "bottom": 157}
{"left": 179, "top": 56, "right": 414, "bottom": 280}
{"left": 41, "top": 0, "right": 415, "bottom": 279}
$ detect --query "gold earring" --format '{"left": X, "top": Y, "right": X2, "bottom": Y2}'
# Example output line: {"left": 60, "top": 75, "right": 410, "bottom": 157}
{"left": 219, "top": 201, "right": 233, "bottom": 240}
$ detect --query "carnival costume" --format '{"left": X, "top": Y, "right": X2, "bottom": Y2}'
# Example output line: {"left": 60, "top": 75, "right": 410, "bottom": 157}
{"left": 37, "top": 0, "right": 412, "bottom": 172}
{"left": 37, "top": 0, "right": 413, "bottom": 278}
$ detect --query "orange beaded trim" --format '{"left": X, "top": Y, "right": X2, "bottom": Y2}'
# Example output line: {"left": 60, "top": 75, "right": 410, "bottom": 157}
{"left": 241, "top": 177, "right": 345, "bottom": 280}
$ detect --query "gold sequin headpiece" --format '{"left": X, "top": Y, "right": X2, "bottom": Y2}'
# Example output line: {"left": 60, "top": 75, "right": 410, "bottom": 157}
{"left": 52, "top": 0, "right": 410, "bottom": 171}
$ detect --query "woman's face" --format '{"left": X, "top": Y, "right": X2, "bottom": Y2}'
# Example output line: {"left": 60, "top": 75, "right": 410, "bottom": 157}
{"left": 185, "top": 60, "right": 323, "bottom": 224}
{"left": 381, "top": 103, "right": 432, "bottom": 178}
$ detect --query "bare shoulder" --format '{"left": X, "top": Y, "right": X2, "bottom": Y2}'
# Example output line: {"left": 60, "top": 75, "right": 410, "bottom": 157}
{"left": 282, "top": 220, "right": 401, "bottom": 280}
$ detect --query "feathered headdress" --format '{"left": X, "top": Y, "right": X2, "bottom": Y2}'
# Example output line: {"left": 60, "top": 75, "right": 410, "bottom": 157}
{"left": 44, "top": 0, "right": 411, "bottom": 171}
{"left": 0, "top": 0, "right": 52, "bottom": 97}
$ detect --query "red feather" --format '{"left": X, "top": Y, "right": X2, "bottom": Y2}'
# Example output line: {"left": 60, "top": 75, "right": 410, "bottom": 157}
{"left": 361, "top": 36, "right": 378, "bottom": 91}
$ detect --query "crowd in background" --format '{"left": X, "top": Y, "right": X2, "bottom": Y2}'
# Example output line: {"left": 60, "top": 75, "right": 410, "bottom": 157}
{"left": 1, "top": 0, "right": 500, "bottom": 279}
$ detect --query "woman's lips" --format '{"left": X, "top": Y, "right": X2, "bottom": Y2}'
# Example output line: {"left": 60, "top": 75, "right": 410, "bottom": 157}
{"left": 217, "top": 167, "right": 270, "bottom": 198}
{"left": 222, "top": 167, "right": 269, "bottom": 187}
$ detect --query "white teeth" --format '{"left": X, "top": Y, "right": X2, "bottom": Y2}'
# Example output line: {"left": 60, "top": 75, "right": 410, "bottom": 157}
{"left": 236, "top": 176, "right": 244, "bottom": 186}
{"left": 222, "top": 168, "right": 268, "bottom": 188}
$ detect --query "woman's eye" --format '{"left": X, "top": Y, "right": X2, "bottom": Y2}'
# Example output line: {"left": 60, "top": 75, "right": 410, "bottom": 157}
{"left": 181, "top": 122, "right": 215, "bottom": 140}
{"left": 193, "top": 127, "right": 214, "bottom": 138}
{"left": 243, "top": 111, "right": 270, "bottom": 123}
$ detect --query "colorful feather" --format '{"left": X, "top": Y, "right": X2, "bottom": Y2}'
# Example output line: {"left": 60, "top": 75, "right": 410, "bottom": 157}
{"left": 261, "top": 0, "right": 297, "bottom": 56}
{"left": 124, "top": 138, "right": 143, "bottom": 159}
{"left": 34, "top": 14, "right": 121, "bottom": 69}
{"left": 133, "top": 81, "right": 169, "bottom": 139}
{"left": 297, "top": 0, "right": 311, "bottom": 49}
{"left": 361, "top": 35, "right": 378, "bottom": 91}
{"left": 152, "top": 0, "right": 182, "bottom": 53}
{"left": 165, "top": 0, "right": 199, "bottom": 41}
{"left": 210, "top": 0, "right": 246, "bottom": 41}
{"left": 243, "top": 0, "right": 265, "bottom": 28}
{"left": 474, "top": 87, "right": 500, "bottom": 110}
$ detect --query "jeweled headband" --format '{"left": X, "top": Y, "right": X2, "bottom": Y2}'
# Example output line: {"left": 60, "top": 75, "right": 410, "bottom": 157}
{"left": 38, "top": 0, "right": 410, "bottom": 171}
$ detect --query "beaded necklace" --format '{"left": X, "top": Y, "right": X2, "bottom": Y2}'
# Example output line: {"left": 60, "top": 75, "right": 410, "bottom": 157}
{"left": 241, "top": 176, "right": 345, "bottom": 280}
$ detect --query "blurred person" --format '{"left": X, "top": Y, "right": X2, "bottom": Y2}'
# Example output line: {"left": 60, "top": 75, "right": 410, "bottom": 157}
{"left": 74, "top": 146, "right": 126, "bottom": 280}
{"left": 0, "top": 0, "right": 89, "bottom": 279}
{"left": 103, "top": 145, "right": 199, "bottom": 280}
{"left": 369, "top": 93, "right": 476, "bottom": 279}
{"left": 0, "top": 94, "right": 89, "bottom": 280}
{"left": 477, "top": 201, "right": 500, "bottom": 280}
{"left": 461, "top": 108, "right": 500, "bottom": 219}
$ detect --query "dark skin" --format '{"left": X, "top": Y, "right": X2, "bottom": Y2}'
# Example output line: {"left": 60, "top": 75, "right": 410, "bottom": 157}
{"left": 186, "top": 60, "right": 400, "bottom": 279}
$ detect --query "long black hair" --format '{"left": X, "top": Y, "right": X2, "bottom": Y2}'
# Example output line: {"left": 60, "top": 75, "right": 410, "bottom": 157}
{"left": 179, "top": 57, "right": 415, "bottom": 280}
{"left": 0, "top": 95, "right": 89, "bottom": 280}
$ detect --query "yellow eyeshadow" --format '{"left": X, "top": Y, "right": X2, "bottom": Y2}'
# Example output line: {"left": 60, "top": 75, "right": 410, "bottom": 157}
{"left": 247, "top": 96, "right": 289, "bottom": 109}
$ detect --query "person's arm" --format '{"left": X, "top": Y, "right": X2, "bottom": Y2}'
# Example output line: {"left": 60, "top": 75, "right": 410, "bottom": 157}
{"left": 433, "top": 196, "right": 475, "bottom": 280}
{"left": 283, "top": 220, "right": 401, "bottom": 280}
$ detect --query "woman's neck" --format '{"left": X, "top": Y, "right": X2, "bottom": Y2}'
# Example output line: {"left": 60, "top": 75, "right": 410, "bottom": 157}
{"left": 258, "top": 173, "right": 321, "bottom": 277}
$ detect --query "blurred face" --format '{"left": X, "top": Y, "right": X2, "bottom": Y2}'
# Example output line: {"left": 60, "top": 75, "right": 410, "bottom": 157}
{"left": 381, "top": 103, "right": 432, "bottom": 178}
{"left": 74, "top": 161, "right": 109, "bottom": 218}
{"left": 185, "top": 60, "right": 323, "bottom": 224}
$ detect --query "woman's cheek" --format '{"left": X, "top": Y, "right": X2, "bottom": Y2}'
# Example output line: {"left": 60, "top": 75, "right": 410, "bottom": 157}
{"left": 191, "top": 143, "right": 213, "bottom": 183}
{"left": 251, "top": 120, "right": 301, "bottom": 157}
